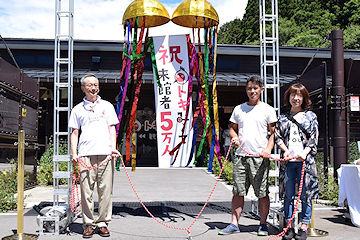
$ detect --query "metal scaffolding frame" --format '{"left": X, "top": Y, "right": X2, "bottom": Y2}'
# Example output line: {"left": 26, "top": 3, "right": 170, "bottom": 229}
{"left": 260, "top": 0, "right": 280, "bottom": 115}
{"left": 254, "top": 0, "right": 285, "bottom": 229}
{"left": 38, "top": 0, "right": 74, "bottom": 235}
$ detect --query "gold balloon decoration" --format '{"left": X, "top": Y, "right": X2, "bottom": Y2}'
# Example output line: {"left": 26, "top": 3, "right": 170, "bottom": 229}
{"left": 122, "top": 0, "right": 170, "bottom": 28}
{"left": 119, "top": 0, "right": 172, "bottom": 172}
{"left": 170, "top": 0, "right": 221, "bottom": 169}
{"left": 119, "top": 0, "right": 222, "bottom": 171}
{"left": 171, "top": 0, "right": 219, "bottom": 28}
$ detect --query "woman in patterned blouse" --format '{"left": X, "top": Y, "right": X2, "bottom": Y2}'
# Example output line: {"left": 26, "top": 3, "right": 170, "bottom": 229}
{"left": 275, "top": 83, "right": 319, "bottom": 240}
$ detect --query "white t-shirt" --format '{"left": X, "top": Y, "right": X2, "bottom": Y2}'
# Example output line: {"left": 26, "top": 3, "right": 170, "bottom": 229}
{"left": 68, "top": 96, "right": 119, "bottom": 157}
{"left": 288, "top": 112, "right": 305, "bottom": 162}
{"left": 230, "top": 102, "right": 277, "bottom": 155}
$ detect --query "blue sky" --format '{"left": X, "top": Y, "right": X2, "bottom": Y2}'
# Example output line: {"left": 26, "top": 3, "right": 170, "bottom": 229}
{"left": 0, "top": 0, "right": 248, "bottom": 40}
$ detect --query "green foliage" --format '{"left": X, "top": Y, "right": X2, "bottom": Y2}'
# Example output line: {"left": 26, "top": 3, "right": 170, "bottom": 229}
{"left": 240, "top": 0, "right": 260, "bottom": 45}
{"left": 37, "top": 138, "right": 69, "bottom": 185}
{"left": 218, "top": 18, "right": 242, "bottom": 44}
{"left": 268, "top": 159, "right": 276, "bottom": 186}
{"left": 349, "top": 140, "right": 360, "bottom": 163}
{"left": 343, "top": 24, "right": 360, "bottom": 49}
{"left": 211, "top": 156, "right": 234, "bottom": 185}
{"left": 318, "top": 174, "right": 339, "bottom": 205}
{"left": 315, "top": 152, "right": 339, "bottom": 205}
{"left": 218, "top": 0, "right": 360, "bottom": 49}
{"left": 286, "top": 31, "right": 325, "bottom": 48}
{"left": 0, "top": 160, "right": 18, "bottom": 213}
{"left": 278, "top": 18, "right": 301, "bottom": 46}
{"left": 342, "top": 0, "right": 360, "bottom": 26}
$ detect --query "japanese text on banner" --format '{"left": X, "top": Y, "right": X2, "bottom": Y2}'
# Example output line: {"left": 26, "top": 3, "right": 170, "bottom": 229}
{"left": 153, "top": 35, "right": 194, "bottom": 168}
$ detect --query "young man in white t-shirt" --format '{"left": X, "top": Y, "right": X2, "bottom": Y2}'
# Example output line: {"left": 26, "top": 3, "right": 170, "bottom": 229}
{"left": 69, "top": 74, "right": 120, "bottom": 238}
{"left": 219, "top": 75, "right": 277, "bottom": 236}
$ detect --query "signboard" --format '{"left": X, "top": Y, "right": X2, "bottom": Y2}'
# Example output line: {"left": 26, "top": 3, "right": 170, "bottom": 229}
{"left": 350, "top": 96, "right": 360, "bottom": 111}
{"left": 153, "top": 35, "right": 194, "bottom": 168}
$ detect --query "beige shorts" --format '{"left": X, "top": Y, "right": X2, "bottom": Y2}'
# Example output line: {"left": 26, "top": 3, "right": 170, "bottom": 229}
{"left": 232, "top": 155, "right": 270, "bottom": 198}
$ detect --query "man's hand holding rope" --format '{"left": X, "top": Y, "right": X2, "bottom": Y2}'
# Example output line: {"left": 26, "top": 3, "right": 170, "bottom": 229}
{"left": 72, "top": 153, "right": 79, "bottom": 164}
{"left": 261, "top": 146, "right": 272, "bottom": 159}
{"left": 231, "top": 136, "right": 240, "bottom": 147}
{"left": 111, "top": 149, "right": 121, "bottom": 159}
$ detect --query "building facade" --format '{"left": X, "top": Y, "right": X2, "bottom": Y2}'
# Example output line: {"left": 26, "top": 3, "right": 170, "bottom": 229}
{"left": 1, "top": 38, "right": 360, "bottom": 167}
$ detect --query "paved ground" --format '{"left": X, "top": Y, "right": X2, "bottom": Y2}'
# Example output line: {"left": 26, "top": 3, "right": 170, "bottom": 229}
{"left": 1, "top": 167, "right": 359, "bottom": 240}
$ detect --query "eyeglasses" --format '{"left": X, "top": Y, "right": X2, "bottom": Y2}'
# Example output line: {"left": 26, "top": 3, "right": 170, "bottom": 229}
{"left": 85, "top": 83, "right": 99, "bottom": 88}
{"left": 290, "top": 93, "right": 303, "bottom": 98}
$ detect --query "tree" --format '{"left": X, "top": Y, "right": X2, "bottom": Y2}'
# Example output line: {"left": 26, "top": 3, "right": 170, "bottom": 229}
{"left": 278, "top": 18, "right": 301, "bottom": 46}
{"left": 342, "top": 0, "right": 360, "bottom": 26}
{"left": 217, "top": 0, "right": 360, "bottom": 49}
{"left": 343, "top": 24, "right": 360, "bottom": 49}
{"left": 240, "top": 0, "right": 259, "bottom": 44}
{"left": 218, "top": 18, "right": 242, "bottom": 44}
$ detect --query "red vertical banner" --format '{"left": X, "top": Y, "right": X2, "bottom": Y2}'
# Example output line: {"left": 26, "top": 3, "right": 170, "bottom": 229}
{"left": 153, "top": 35, "right": 194, "bottom": 168}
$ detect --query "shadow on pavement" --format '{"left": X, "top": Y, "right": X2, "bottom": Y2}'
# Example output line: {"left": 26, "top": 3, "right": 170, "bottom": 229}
{"left": 323, "top": 209, "right": 355, "bottom": 226}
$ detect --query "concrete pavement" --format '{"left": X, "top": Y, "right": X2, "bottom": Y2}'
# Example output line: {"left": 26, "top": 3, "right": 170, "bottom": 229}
{"left": 1, "top": 167, "right": 359, "bottom": 239}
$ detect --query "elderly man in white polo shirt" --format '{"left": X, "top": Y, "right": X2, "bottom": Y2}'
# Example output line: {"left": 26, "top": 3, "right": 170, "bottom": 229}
{"left": 69, "top": 74, "right": 120, "bottom": 238}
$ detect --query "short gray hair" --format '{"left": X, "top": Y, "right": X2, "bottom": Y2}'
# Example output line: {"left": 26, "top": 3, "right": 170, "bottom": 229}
{"left": 80, "top": 74, "right": 98, "bottom": 86}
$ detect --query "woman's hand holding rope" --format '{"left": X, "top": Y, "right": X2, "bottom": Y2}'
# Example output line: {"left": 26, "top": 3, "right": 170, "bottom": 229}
{"left": 233, "top": 137, "right": 300, "bottom": 162}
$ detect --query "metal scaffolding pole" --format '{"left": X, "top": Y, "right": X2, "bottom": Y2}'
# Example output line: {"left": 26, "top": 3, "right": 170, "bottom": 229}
{"left": 257, "top": 0, "right": 282, "bottom": 229}
{"left": 38, "top": 0, "right": 74, "bottom": 235}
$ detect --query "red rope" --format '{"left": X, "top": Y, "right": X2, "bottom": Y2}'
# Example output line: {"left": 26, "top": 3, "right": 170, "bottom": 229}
{"left": 267, "top": 160, "right": 305, "bottom": 240}
{"left": 119, "top": 143, "right": 233, "bottom": 237}
{"left": 236, "top": 144, "right": 306, "bottom": 240}
{"left": 70, "top": 156, "right": 112, "bottom": 214}
{"left": 69, "top": 143, "right": 304, "bottom": 239}
{"left": 70, "top": 163, "right": 81, "bottom": 214}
